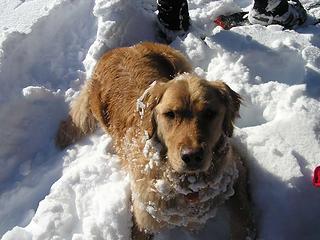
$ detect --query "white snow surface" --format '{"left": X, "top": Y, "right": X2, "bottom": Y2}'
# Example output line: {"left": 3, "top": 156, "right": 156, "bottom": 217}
{"left": 1, "top": 0, "right": 320, "bottom": 239}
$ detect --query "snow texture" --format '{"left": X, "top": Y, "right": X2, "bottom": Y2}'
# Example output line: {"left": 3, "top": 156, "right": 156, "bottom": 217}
{"left": 1, "top": 0, "right": 320, "bottom": 239}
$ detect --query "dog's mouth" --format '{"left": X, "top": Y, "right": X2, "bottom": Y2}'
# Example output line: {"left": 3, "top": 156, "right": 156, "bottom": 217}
{"left": 184, "top": 174, "right": 205, "bottom": 203}
{"left": 183, "top": 162, "right": 209, "bottom": 174}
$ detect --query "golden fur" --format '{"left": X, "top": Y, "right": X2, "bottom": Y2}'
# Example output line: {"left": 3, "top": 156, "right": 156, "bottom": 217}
{"left": 56, "top": 42, "right": 255, "bottom": 239}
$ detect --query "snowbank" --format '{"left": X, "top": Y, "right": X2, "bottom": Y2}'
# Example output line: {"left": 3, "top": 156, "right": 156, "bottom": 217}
{"left": 0, "top": 0, "right": 96, "bottom": 235}
{"left": 0, "top": 0, "right": 320, "bottom": 239}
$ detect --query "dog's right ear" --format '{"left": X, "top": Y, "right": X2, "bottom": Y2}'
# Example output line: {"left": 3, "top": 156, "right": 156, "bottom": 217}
{"left": 136, "top": 81, "right": 167, "bottom": 139}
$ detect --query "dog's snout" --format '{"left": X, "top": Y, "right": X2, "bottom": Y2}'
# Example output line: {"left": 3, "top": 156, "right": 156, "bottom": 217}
{"left": 181, "top": 148, "right": 204, "bottom": 168}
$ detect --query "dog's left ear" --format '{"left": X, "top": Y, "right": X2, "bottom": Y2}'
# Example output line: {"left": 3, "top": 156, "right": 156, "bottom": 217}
{"left": 211, "top": 81, "right": 241, "bottom": 137}
{"left": 137, "top": 81, "right": 167, "bottom": 139}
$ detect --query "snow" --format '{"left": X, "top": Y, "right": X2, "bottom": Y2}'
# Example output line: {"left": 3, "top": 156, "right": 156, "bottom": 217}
{"left": 0, "top": 0, "right": 320, "bottom": 239}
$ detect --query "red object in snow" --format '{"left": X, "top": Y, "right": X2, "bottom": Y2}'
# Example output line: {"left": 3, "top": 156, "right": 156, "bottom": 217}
{"left": 213, "top": 12, "right": 249, "bottom": 30}
{"left": 214, "top": 16, "right": 227, "bottom": 29}
{"left": 313, "top": 166, "right": 320, "bottom": 187}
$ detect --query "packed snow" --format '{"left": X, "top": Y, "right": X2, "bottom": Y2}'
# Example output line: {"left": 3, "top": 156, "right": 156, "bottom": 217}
{"left": 1, "top": 0, "right": 320, "bottom": 239}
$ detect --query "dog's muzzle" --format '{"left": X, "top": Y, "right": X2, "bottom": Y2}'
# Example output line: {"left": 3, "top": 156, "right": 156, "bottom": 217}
{"left": 181, "top": 147, "right": 204, "bottom": 170}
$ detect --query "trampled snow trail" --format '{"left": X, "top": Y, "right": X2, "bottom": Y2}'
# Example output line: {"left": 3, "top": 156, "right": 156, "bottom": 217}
{"left": 1, "top": 0, "right": 320, "bottom": 239}
{"left": 0, "top": 0, "right": 97, "bottom": 236}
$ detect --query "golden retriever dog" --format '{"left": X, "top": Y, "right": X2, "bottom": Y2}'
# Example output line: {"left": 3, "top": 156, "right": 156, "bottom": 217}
{"left": 56, "top": 42, "right": 255, "bottom": 239}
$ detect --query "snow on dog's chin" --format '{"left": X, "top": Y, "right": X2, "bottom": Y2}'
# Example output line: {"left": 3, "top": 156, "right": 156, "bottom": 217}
{"left": 139, "top": 159, "right": 238, "bottom": 228}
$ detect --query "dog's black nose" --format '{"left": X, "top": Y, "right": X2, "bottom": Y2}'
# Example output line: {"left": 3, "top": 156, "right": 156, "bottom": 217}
{"left": 181, "top": 148, "right": 204, "bottom": 168}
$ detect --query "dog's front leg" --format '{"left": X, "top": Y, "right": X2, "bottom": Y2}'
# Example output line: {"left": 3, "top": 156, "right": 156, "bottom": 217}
{"left": 131, "top": 198, "right": 159, "bottom": 240}
{"left": 131, "top": 213, "right": 154, "bottom": 240}
{"left": 228, "top": 159, "right": 256, "bottom": 239}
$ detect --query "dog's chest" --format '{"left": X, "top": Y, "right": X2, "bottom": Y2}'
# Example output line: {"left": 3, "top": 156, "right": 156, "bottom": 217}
{"left": 132, "top": 159, "right": 238, "bottom": 228}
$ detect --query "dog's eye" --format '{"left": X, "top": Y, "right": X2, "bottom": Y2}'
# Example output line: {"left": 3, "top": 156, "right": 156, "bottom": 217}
{"left": 204, "top": 109, "right": 217, "bottom": 119}
{"left": 164, "top": 111, "right": 175, "bottom": 119}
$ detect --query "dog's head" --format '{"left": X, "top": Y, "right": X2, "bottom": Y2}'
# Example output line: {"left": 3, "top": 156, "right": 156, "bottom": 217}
{"left": 140, "top": 73, "right": 241, "bottom": 173}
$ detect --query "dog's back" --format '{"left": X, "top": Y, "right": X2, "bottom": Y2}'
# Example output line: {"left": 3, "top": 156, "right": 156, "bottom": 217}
{"left": 56, "top": 42, "right": 192, "bottom": 148}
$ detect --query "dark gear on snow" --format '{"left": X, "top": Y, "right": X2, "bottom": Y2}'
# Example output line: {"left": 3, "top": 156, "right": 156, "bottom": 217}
{"left": 157, "top": 0, "right": 190, "bottom": 31}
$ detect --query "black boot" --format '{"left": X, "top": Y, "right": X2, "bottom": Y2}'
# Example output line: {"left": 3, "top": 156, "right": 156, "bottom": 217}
{"left": 157, "top": 0, "right": 190, "bottom": 32}
{"left": 248, "top": 0, "right": 307, "bottom": 28}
